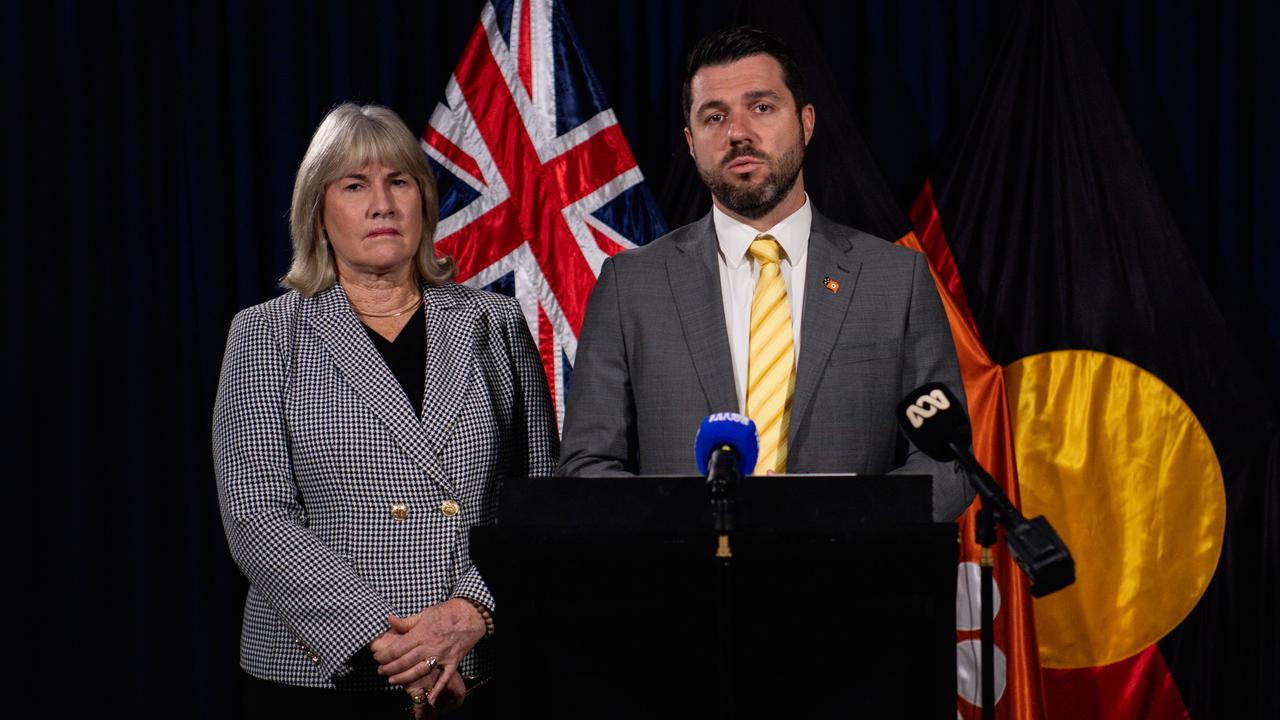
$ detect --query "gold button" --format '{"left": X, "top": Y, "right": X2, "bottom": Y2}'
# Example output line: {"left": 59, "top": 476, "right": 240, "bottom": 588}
{"left": 440, "top": 499, "right": 460, "bottom": 517}
{"left": 390, "top": 503, "right": 410, "bottom": 521}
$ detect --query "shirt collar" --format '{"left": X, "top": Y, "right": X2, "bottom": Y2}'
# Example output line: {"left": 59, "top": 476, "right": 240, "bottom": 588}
{"left": 713, "top": 194, "right": 812, "bottom": 269}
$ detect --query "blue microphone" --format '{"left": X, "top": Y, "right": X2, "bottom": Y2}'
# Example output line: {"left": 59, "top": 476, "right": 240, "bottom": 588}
{"left": 694, "top": 412, "right": 759, "bottom": 477}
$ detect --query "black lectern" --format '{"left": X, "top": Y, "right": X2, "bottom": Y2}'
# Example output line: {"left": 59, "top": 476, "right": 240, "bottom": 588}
{"left": 470, "top": 475, "right": 957, "bottom": 718}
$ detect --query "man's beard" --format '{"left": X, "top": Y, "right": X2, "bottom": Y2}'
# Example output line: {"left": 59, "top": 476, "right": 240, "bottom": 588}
{"left": 697, "top": 134, "right": 805, "bottom": 220}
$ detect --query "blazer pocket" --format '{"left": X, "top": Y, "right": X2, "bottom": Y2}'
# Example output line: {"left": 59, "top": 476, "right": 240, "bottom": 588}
{"left": 828, "top": 339, "right": 901, "bottom": 366}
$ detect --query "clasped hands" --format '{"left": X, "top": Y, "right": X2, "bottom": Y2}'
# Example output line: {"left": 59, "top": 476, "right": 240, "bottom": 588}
{"left": 369, "top": 598, "right": 487, "bottom": 717}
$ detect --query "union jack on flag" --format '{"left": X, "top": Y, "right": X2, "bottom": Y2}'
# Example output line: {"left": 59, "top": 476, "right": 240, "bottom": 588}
{"left": 422, "top": 0, "right": 667, "bottom": 427}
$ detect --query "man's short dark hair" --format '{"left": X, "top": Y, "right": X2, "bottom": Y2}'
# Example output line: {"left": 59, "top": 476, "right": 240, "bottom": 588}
{"left": 681, "top": 26, "right": 808, "bottom": 125}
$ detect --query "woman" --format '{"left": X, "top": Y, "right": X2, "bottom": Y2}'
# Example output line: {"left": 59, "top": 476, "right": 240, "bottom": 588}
{"left": 214, "top": 102, "right": 558, "bottom": 717}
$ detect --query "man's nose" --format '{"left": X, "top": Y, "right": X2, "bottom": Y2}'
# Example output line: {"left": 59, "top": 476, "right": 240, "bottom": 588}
{"left": 726, "top": 115, "right": 757, "bottom": 144}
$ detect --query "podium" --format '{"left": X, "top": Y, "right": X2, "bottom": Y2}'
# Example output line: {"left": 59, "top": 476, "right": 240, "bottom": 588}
{"left": 470, "top": 475, "right": 958, "bottom": 718}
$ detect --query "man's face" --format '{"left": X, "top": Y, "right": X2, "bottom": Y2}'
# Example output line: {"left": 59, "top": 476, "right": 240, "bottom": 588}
{"left": 684, "top": 53, "right": 815, "bottom": 221}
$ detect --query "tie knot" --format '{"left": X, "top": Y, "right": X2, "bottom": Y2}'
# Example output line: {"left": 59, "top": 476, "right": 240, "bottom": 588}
{"left": 748, "top": 235, "right": 782, "bottom": 266}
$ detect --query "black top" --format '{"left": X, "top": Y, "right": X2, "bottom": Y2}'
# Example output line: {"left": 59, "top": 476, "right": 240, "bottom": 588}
{"left": 361, "top": 307, "right": 426, "bottom": 418}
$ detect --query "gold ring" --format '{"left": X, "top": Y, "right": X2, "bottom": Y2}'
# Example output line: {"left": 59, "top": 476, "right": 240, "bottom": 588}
{"left": 410, "top": 692, "right": 427, "bottom": 705}
{"left": 424, "top": 655, "right": 440, "bottom": 671}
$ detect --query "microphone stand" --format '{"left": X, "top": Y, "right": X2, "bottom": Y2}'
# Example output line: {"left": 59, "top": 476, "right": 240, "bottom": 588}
{"left": 946, "top": 441, "right": 1075, "bottom": 718}
{"left": 976, "top": 507, "right": 997, "bottom": 720}
{"left": 706, "top": 445, "right": 740, "bottom": 720}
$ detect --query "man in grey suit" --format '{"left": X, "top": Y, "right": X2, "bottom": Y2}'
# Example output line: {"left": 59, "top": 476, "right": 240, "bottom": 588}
{"left": 557, "top": 26, "right": 971, "bottom": 521}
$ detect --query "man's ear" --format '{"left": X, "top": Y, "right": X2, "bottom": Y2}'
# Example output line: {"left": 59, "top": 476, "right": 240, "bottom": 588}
{"left": 801, "top": 104, "right": 815, "bottom": 146}
{"left": 683, "top": 126, "right": 695, "bottom": 158}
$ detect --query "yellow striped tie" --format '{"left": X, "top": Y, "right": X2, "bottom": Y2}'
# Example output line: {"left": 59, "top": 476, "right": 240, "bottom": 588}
{"left": 746, "top": 235, "right": 795, "bottom": 474}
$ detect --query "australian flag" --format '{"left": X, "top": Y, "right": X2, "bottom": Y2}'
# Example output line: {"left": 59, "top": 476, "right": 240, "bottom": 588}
{"left": 422, "top": 0, "right": 667, "bottom": 427}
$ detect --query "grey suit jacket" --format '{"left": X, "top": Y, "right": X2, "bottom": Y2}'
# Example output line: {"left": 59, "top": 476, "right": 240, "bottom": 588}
{"left": 213, "top": 282, "right": 557, "bottom": 689}
{"left": 557, "top": 210, "right": 971, "bottom": 521}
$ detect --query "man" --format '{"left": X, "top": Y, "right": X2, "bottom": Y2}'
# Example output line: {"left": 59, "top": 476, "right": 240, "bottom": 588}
{"left": 557, "top": 26, "right": 971, "bottom": 521}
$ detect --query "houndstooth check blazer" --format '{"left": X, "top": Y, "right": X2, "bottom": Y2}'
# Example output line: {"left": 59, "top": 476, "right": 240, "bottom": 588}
{"left": 213, "top": 281, "right": 558, "bottom": 690}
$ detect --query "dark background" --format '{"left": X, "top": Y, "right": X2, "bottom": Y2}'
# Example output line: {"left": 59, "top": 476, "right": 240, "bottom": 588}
{"left": 4, "top": 0, "right": 1274, "bottom": 716}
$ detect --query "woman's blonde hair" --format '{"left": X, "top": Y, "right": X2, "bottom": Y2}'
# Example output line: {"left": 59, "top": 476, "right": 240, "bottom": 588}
{"left": 282, "top": 102, "right": 456, "bottom": 295}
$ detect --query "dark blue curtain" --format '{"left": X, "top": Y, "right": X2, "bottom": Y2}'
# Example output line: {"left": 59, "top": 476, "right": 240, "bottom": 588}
{"left": 5, "top": 1, "right": 1274, "bottom": 716}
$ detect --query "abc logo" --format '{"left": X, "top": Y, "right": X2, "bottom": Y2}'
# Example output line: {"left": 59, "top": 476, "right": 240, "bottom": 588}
{"left": 904, "top": 389, "right": 951, "bottom": 428}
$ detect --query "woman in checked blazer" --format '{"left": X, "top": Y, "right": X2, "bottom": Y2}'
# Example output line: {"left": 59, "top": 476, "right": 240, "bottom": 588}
{"left": 213, "top": 103, "right": 558, "bottom": 719}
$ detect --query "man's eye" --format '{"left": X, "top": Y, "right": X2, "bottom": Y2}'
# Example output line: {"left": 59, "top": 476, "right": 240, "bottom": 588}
{"left": 754, "top": 103, "right": 773, "bottom": 112}
{"left": 706, "top": 113, "right": 725, "bottom": 124}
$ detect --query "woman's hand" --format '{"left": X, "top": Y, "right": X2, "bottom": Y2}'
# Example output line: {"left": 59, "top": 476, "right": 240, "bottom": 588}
{"left": 369, "top": 598, "right": 486, "bottom": 708}
{"left": 405, "top": 671, "right": 466, "bottom": 719}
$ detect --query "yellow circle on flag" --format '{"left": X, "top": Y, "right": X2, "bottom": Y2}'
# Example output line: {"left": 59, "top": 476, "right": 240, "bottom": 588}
{"left": 1005, "top": 350, "right": 1225, "bottom": 669}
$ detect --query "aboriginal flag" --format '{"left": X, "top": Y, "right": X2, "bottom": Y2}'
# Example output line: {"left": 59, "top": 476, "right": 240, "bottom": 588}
{"left": 916, "top": 0, "right": 1280, "bottom": 718}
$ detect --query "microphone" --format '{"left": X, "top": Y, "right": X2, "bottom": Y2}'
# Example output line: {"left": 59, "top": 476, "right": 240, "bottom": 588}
{"left": 695, "top": 412, "right": 759, "bottom": 479}
{"left": 696, "top": 413, "right": 757, "bottom": 560}
{"left": 897, "top": 383, "right": 972, "bottom": 459}
{"left": 897, "top": 383, "right": 1075, "bottom": 597}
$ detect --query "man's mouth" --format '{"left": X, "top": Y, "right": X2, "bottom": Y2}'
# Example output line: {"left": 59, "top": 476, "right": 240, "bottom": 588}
{"left": 726, "top": 158, "right": 763, "bottom": 172}
{"left": 723, "top": 150, "right": 768, "bottom": 174}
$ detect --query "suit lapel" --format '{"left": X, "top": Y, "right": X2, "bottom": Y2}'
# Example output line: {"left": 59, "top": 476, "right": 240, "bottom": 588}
{"left": 791, "top": 214, "right": 862, "bottom": 438}
{"left": 420, "top": 284, "right": 476, "bottom": 467}
{"left": 668, "top": 215, "right": 738, "bottom": 414}
{"left": 306, "top": 284, "right": 456, "bottom": 493}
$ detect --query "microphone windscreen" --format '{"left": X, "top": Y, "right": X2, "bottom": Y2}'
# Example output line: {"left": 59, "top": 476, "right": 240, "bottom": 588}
{"left": 694, "top": 413, "right": 759, "bottom": 475}
{"left": 896, "top": 383, "right": 972, "bottom": 461}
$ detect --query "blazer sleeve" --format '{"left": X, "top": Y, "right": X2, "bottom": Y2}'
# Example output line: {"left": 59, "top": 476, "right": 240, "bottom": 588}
{"left": 890, "top": 252, "right": 975, "bottom": 521}
{"left": 500, "top": 294, "right": 560, "bottom": 481}
{"left": 556, "top": 256, "right": 639, "bottom": 476}
{"left": 213, "top": 306, "right": 394, "bottom": 680}
{"left": 449, "top": 296, "right": 560, "bottom": 615}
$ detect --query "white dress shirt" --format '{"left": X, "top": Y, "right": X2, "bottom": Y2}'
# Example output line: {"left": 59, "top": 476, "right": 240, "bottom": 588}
{"left": 713, "top": 195, "right": 811, "bottom": 413}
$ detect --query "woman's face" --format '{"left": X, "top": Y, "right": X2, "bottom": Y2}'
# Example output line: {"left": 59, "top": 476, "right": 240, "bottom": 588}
{"left": 322, "top": 162, "right": 423, "bottom": 279}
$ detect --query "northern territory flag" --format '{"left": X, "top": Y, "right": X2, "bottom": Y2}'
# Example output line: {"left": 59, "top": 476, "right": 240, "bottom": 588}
{"left": 902, "top": 186, "right": 1048, "bottom": 720}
